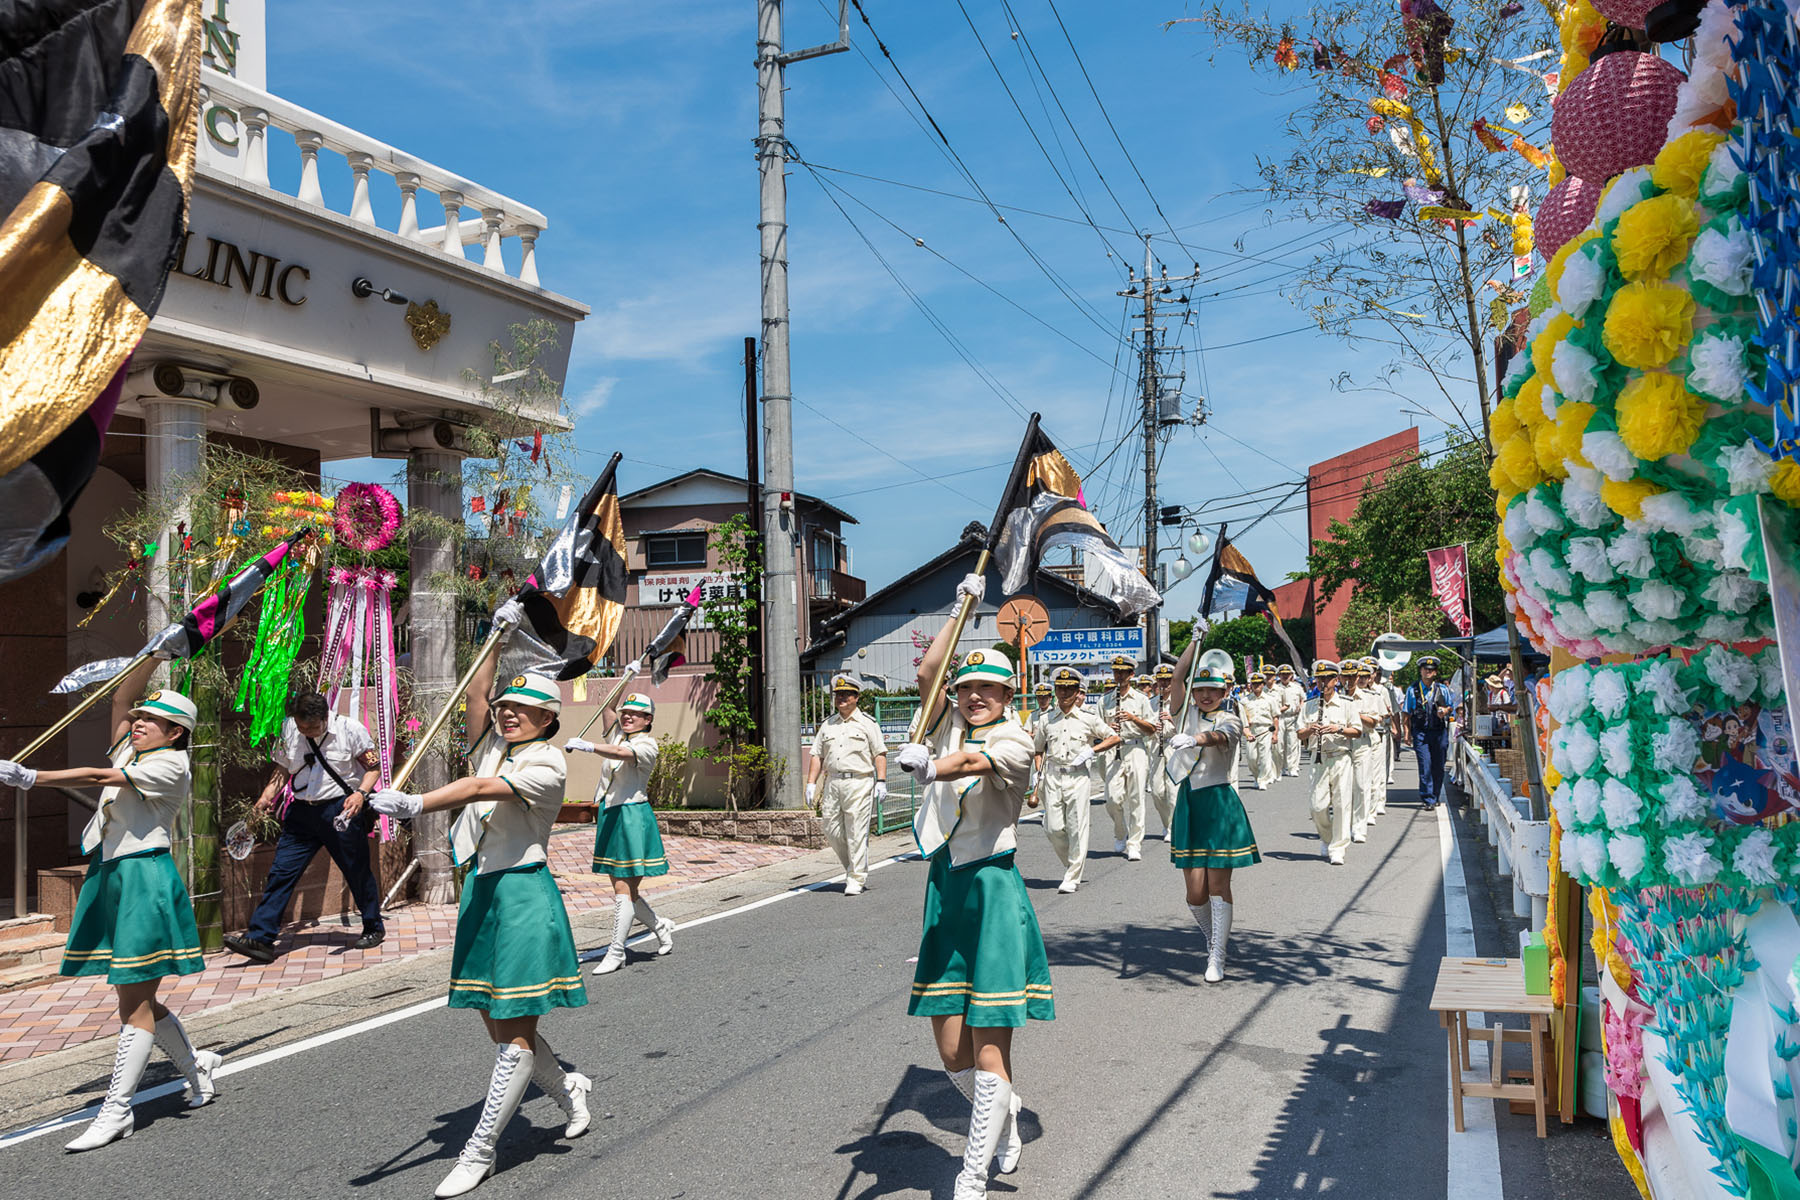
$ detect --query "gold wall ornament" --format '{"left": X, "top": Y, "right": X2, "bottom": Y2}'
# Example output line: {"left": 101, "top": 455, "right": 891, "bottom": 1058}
{"left": 405, "top": 299, "right": 451, "bottom": 350}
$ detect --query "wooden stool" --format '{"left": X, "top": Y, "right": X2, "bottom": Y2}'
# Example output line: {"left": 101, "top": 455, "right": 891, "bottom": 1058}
{"left": 1428, "top": 956, "right": 1554, "bottom": 1138}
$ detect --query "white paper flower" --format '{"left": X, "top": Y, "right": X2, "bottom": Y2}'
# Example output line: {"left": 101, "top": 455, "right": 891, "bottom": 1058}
{"left": 1690, "top": 222, "right": 1753, "bottom": 297}
{"left": 1683, "top": 534, "right": 1726, "bottom": 568}
{"left": 1689, "top": 329, "right": 1750, "bottom": 404}
{"left": 1503, "top": 502, "right": 1533, "bottom": 549}
{"left": 1589, "top": 669, "right": 1631, "bottom": 719}
{"left": 1565, "top": 536, "right": 1614, "bottom": 584}
{"left": 1586, "top": 590, "right": 1632, "bottom": 632}
{"left": 1652, "top": 719, "right": 1700, "bottom": 772}
{"left": 1700, "top": 138, "right": 1743, "bottom": 202}
{"left": 1582, "top": 431, "right": 1638, "bottom": 482}
{"left": 1547, "top": 666, "right": 1593, "bottom": 723}
{"left": 1627, "top": 618, "right": 1685, "bottom": 648}
{"left": 1550, "top": 340, "right": 1598, "bottom": 406}
{"left": 1562, "top": 469, "right": 1614, "bottom": 530}
{"left": 1573, "top": 831, "right": 1610, "bottom": 882}
{"left": 1607, "top": 533, "right": 1657, "bottom": 579}
{"left": 1629, "top": 580, "right": 1685, "bottom": 621}
{"left": 1539, "top": 382, "right": 1562, "bottom": 425}
{"left": 1719, "top": 440, "right": 1776, "bottom": 496}
{"left": 1706, "top": 646, "right": 1759, "bottom": 702}
{"left": 1573, "top": 776, "right": 1603, "bottom": 824}
{"left": 1635, "top": 659, "right": 1693, "bottom": 716}
{"left": 1639, "top": 492, "right": 1708, "bottom": 537}
{"left": 1732, "top": 827, "right": 1780, "bottom": 886}
{"left": 1698, "top": 613, "right": 1751, "bottom": 644}
{"left": 1563, "top": 721, "right": 1602, "bottom": 777}
{"left": 1660, "top": 776, "right": 1707, "bottom": 823}
{"left": 1609, "top": 831, "right": 1649, "bottom": 883}
{"left": 1755, "top": 646, "right": 1786, "bottom": 704}
{"left": 1550, "top": 780, "right": 1575, "bottom": 824}
{"left": 1558, "top": 248, "right": 1606, "bottom": 318}
{"left": 1530, "top": 547, "right": 1574, "bottom": 596}
{"left": 1601, "top": 779, "right": 1645, "bottom": 829}
{"left": 1560, "top": 827, "right": 1584, "bottom": 878}
{"left": 1555, "top": 602, "right": 1600, "bottom": 637}
{"left": 1596, "top": 167, "right": 1654, "bottom": 228}
{"left": 1717, "top": 503, "right": 1757, "bottom": 571}
{"left": 1525, "top": 491, "right": 1565, "bottom": 535}
{"left": 1599, "top": 724, "right": 1635, "bottom": 777}
{"left": 1664, "top": 831, "right": 1723, "bottom": 886}
{"left": 1505, "top": 346, "right": 1534, "bottom": 388}
{"left": 1703, "top": 571, "right": 1763, "bottom": 615}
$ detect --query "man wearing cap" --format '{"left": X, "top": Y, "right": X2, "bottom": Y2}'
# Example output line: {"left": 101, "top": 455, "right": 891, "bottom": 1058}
{"left": 1274, "top": 664, "right": 1305, "bottom": 777}
{"left": 1356, "top": 660, "right": 1394, "bottom": 823}
{"left": 1404, "top": 656, "right": 1456, "bottom": 809}
{"left": 1237, "top": 672, "right": 1280, "bottom": 790}
{"left": 805, "top": 675, "right": 888, "bottom": 896}
{"left": 1100, "top": 655, "right": 1158, "bottom": 860}
{"left": 225, "top": 690, "right": 384, "bottom": 963}
{"left": 1381, "top": 667, "right": 1405, "bottom": 786}
{"left": 1297, "top": 661, "right": 1362, "bottom": 865}
{"left": 1032, "top": 666, "right": 1122, "bottom": 893}
{"left": 1147, "top": 663, "right": 1178, "bottom": 838}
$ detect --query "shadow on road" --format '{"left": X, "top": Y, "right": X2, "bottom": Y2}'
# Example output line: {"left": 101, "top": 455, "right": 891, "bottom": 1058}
{"left": 830, "top": 1062, "right": 1043, "bottom": 1200}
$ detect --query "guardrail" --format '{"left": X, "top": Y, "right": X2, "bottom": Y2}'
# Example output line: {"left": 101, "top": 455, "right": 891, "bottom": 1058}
{"left": 1456, "top": 736, "right": 1550, "bottom": 928}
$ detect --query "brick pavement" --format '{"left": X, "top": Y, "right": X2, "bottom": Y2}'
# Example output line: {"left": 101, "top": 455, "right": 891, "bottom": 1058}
{"left": 0, "top": 828, "right": 811, "bottom": 1064}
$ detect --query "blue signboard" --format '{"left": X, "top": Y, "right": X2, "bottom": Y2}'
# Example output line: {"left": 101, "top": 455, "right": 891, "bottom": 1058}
{"left": 1033, "top": 626, "right": 1145, "bottom": 664}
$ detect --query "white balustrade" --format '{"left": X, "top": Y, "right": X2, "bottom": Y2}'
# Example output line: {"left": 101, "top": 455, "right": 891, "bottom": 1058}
{"left": 198, "top": 68, "right": 550, "bottom": 287}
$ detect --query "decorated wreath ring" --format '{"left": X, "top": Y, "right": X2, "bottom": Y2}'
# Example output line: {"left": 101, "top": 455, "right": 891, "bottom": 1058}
{"left": 335, "top": 483, "right": 402, "bottom": 553}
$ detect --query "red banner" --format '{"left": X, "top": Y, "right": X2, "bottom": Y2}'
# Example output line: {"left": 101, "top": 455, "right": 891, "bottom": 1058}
{"left": 1426, "top": 544, "right": 1474, "bottom": 635}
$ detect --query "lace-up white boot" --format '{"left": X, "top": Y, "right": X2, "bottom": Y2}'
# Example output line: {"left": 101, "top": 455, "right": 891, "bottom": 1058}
{"left": 154, "top": 1011, "right": 221, "bottom": 1108}
{"left": 66, "top": 1026, "right": 153, "bottom": 1151}
{"left": 435, "top": 1044, "right": 532, "bottom": 1197}
{"left": 531, "top": 1035, "right": 591, "bottom": 1138}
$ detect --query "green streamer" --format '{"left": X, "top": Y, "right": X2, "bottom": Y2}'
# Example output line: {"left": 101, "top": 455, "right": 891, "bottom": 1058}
{"left": 235, "top": 560, "right": 311, "bottom": 744}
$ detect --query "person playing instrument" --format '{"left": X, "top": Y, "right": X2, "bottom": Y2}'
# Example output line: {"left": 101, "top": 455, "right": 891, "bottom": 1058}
{"left": 1030, "top": 666, "right": 1121, "bottom": 893}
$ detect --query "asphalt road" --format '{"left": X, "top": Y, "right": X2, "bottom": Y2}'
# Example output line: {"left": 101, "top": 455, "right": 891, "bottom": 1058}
{"left": 6, "top": 761, "right": 1460, "bottom": 1199}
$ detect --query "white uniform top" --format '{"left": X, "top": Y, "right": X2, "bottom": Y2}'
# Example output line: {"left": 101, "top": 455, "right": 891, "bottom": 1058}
{"left": 450, "top": 732, "right": 567, "bottom": 874}
{"left": 82, "top": 735, "right": 191, "bottom": 859}
{"left": 1361, "top": 686, "right": 1393, "bottom": 744}
{"left": 596, "top": 731, "right": 658, "bottom": 808}
{"left": 1302, "top": 695, "right": 1364, "bottom": 760}
{"left": 913, "top": 708, "right": 1034, "bottom": 870}
{"left": 1100, "top": 688, "right": 1156, "bottom": 744}
{"left": 1033, "top": 705, "right": 1110, "bottom": 768}
{"left": 1239, "top": 690, "right": 1280, "bottom": 736}
{"left": 1172, "top": 707, "right": 1243, "bottom": 789}
{"left": 271, "top": 714, "right": 374, "bottom": 802}
{"left": 1276, "top": 681, "right": 1305, "bottom": 719}
{"left": 811, "top": 710, "right": 884, "bottom": 777}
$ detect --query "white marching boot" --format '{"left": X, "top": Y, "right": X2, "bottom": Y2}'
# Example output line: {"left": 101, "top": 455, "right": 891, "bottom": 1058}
{"left": 531, "top": 1035, "right": 591, "bottom": 1138}
{"left": 632, "top": 899, "right": 674, "bottom": 957}
{"left": 996, "top": 1090, "right": 1024, "bottom": 1174}
{"left": 154, "top": 1011, "right": 221, "bottom": 1109}
{"left": 66, "top": 1025, "right": 153, "bottom": 1151}
{"left": 1205, "top": 899, "right": 1233, "bottom": 984}
{"left": 1187, "top": 903, "right": 1210, "bottom": 960}
{"left": 593, "top": 896, "right": 633, "bottom": 975}
{"left": 436, "top": 1044, "right": 533, "bottom": 1197}
{"left": 952, "top": 1070, "right": 1012, "bottom": 1199}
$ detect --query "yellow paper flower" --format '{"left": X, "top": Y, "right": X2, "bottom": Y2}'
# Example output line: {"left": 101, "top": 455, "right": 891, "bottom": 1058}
{"left": 1545, "top": 229, "right": 1598, "bottom": 300}
{"left": 1494, "top": 484, "right": 1515, "bottom": 521}
{"left": 1552, "top": 400, "right": 1596, "bottom": 467}
{"left": 1531, "top": 313, "right": 1576, "bottom": 380}
{"left": 1533, "top": 418, "right": 1568, "bottom": 479}
{"left": 1652, "top": 130, "right": 1727, "bottom": 197}
{"left": 1771, "top": 459, "right": 1800, "bottom": 507}
{"left": 1500, "top": 432, "right": 1545, "bottom": 491}
{"left": 1615, "top": 373, "right": 1707, "bottom": 461}
{"left": 1543, "top": 764, "right": 1563, "bottom": 791}
{"left": 1547, "top": 155, "right": 1566, "bottom": 188}
{"left": 1603, "top": 281, "right": 1696, "bottom": 369}
{"left": 1612, "top": 194, "right": 1700, "bottom": 281}
{"left": 1600, "top": 477, "right": 1663, "bottom": 520}
{"left": 1490, "top": 394, "right": 1524, "bottom": 446}
{"left": 1515, "top": 374, "right": 1551, "bottom": 430}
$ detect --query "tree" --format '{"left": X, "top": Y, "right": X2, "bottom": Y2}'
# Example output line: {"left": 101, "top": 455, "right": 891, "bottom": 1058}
{"left": 1181, "top": 0, "right": 1559, "bottom": 444}
{"left": 701, "top": 515, "right": 782, "bottom": 810}
{"left": 1335, "top": 591, "right": 1449, "bottom": 658}
{"left": 1168, "top": 618, "right": 1194, "bottom": 658}
{"left": 1198, "top": 613, "right": 1275, "bottom": 675}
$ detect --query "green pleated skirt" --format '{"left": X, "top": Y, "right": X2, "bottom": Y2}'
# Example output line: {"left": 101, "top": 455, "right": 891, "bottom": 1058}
{"left": 1171, "top": 781, "right": 1261, "bottom": 869}
{"left": 909, "top": 850, "right": 1054, "bottom": 1027}
{"left": 592, "top": 802, "right": 670, "bottom": 877}
{"left": 449, "top": 863, "right": 587, "bottom": 1018}
{"left": 62, "top": 848, "right": 205, "bottom": 985}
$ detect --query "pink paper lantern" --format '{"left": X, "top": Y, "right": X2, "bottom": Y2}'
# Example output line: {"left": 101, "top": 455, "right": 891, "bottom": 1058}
{"left": 1536, "top": 176, "right": 1603, "bottom": 261}
{"left": 1592, "top": 0, "right": 1660, "bottom": 28}
{"left": 1552, "top": 51, "right": 1685, "bottom": 183}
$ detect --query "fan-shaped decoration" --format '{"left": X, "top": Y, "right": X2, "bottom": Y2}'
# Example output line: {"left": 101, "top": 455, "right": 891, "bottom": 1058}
{"left": 1537, "top": 175, "right": 1604, "bottom": 260}
{"left": 1552, "top": 52, "right": 1686, "bottom": 182}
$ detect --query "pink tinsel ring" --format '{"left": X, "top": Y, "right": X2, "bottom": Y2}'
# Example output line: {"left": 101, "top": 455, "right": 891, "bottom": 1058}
{"left": 1551, "top": 51, "right": 1685, "bottom": 183}
{"left": 1536, "top": 176, "right": 1602, "bottom": 262}
{"left": 335, "top": 483, "right": 402, "bottom": 552}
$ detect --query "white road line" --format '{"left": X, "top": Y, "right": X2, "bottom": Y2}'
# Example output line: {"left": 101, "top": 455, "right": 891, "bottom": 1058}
{"left": 0, "top": 848, "right": 923, "bottom": 1151}
{"left": 1438, "top": 801, "right": 1505, "bottom": 1200}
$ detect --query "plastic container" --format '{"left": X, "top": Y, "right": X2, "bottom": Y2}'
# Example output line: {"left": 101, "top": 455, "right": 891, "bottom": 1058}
{"left": 1520, "top": 930, "right": 1550, "bottom": 995}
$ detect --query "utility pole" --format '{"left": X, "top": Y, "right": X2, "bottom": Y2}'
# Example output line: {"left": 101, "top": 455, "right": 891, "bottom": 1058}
{"left": 1121, "top": 234, "right": 1202, "bottom": 667}
{"left": 756, "top": 1, "right": 847, "bottom": 809}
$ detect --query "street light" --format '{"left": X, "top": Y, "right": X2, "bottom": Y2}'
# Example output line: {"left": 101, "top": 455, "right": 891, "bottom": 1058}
{"left": 1187, "top": 529, "right": 1213, "bottom": 558}
{"left": 1168, "top": 555, "right": 1194, "bottom": 582}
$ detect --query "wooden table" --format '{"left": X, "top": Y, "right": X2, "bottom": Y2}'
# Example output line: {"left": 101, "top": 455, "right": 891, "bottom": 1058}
{"left": 1428, "top": 956, "right": 1555, "bottom": 1138}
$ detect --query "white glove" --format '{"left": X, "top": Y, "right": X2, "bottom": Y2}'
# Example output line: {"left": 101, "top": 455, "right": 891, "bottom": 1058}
{"left": 806, "top": 782, "right": 818, "bottom": 803}
{"left": 1168, "top": 733, "right": 1198, "bottom": 753}
{"left": 874, "top": 781, "right": 888, "bottom": 802}
{"left": 368, "top": 788, "right": 423, "bottom": 818}
{"left": 0, "top": 760, "right": 36, "bottom": 790}
{"left": 493, "top": 597, "right": 526, "bottom": 629}
{"left": 1070, "top": 746, "right": 1095, "bottom": 769}
{"left": 564, "top": 737, "right": 598, "bottom": 755}
{"left": 896, "top": 743, "right": 937, "bottom": 783}
{"left": 955, "top": 572, "right": 986, "bottom": 606}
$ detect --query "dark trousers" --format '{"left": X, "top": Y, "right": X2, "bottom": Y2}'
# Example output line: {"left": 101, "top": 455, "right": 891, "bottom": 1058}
{"left": 1412, "top": 729, "right": 1449, "bottom": 804}
{"left": 247, "top": 795, "right": 383, "bottom": 942}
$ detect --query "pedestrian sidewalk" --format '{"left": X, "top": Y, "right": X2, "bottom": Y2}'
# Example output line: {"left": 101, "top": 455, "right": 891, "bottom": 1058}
{"left": 0, "top": 827, "right": 810, "bottom": 1064}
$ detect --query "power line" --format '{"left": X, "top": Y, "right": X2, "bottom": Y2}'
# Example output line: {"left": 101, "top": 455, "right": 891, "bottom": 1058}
{"left": 794, "top": 394, "right": 987, "bottom": 508}
{"left": 803, "top": 162, "right": 1134, "bottom": 234}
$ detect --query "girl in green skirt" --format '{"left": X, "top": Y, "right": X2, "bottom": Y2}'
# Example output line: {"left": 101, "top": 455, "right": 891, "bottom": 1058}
{"left": 0, "top": 658, "right": 221, "bottom": 1151}
{"left": 565, "top": 692, "right": 674, "bottom": 975}
{"left": 895, "top": 577, "right": 1050, "bottom": 1200}
{"left": 1165, "top": 644, "right": 1262, "bottom": 983}
{"left": 371, "top": 654, "right": 589, "bottom": 1198}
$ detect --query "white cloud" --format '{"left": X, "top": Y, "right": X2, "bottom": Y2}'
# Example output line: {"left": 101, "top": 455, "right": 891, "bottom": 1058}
{"left": 570, "top": 375, "right": 618, "bottom": 417}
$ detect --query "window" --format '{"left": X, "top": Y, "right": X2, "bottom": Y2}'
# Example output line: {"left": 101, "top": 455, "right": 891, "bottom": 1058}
{"left": 645, "top": 532, "right": 707, "bottom": 568}
{"left": 811, "top": 530, "right": 837, "bottom": 572}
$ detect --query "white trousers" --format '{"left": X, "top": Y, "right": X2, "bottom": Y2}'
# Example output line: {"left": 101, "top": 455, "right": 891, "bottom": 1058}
{"left": 1146, "top": 750, "right": 1174, "bottom": 832}
{"left": 820, "top": 774, "right": 875, "bottom": 886}
{"left": 1278, "top": 719, "right": 1301, "bottom": 775}
{"left": 1105, "top": 743, "right": 1148, "bottom": 852}
{"left": 1385, "top": 733, "right": 1397, "bottom": 783}
{"left": 1349, "top": 744, "right": 1376, "bottom": 837}
{"left": 1247, "top": 730, "right": 1277, "bottom": 787}
{"left": 1039, "top": 766, "right": 1093, "bottom": 886}
{"left": 1365, "top": 736, "right": 1389, "bottom": 814}
{"left": 1311, "top": 753, "right": 1353, "bottom": 859}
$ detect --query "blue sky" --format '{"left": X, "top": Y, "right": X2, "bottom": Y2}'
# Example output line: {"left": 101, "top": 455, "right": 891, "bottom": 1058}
{"left": 274, "top": 0, "right": 1453, "bottom": 617}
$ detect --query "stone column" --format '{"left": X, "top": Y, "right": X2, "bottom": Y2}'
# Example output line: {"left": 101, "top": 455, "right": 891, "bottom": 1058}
{"left": 407, "top": 448, "right": 464, "bottom": 904}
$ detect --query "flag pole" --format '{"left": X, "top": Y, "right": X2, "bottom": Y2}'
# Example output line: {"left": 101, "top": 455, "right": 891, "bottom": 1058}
{"left": 908, "top": 413, "right": 1042, "bottom": 742}
{"left": 389, "top": 621, "right": 511, "bottom": 794}
{"left": 574, "top": 671, "right": 641, "bottom": 741}
{"left": 11, "top": 653, "right": 154, "bottom": 763}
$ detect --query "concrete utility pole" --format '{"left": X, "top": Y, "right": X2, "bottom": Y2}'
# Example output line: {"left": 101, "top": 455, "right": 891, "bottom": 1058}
{"left": 756, "top": 0, "right": 847, "bottom": 809}
{"left": 1121, "top": 235, "right": 1202, "bottom": 667}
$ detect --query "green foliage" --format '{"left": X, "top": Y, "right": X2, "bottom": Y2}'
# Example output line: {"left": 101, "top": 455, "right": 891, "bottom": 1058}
{"left": 713, "top": 741, "right": 788, "bottom": 811}
{"left": 1335, "top": 592, "right": 1450, "bottom": 659}
{"left": 989, "top": 641, "right": 1020, "bottom": 665}
{"left": 1168, "top": 619, "right": 1194, "bottom": 657}
{"left": 1199, "top": 614, "right": 1275, "bottom": 674}
{"left": 701, "top": 515, "right": 773, "bottom": 808}
{"left": 1280, "top": 615, "right": 1317, "bottom": 664}
{"left": 647, "top": 734, "right": 693, "bottom": 807}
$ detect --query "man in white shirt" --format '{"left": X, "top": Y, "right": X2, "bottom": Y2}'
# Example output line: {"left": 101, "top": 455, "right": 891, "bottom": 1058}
{"left": 805, "top": 675, "right": 888, "bottom": 896}
{"left": 225, "top": 691, "right": 382, "bottom": 963}
{"left": 1274, "top": 664, "right": 1305, "bottom": 777}
{"left": 1100, "top": 655, "right": 1159, "bottom": 860}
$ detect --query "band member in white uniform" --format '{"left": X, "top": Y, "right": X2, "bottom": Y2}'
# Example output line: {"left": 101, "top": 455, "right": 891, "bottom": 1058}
{"left": 1274, "top": 664, "right": 1305, "bottom": 777}
{"left": 1147, "top": 664, "right": 1178, "bottom": 838}
{"left": 1030, "top": 666, "right": 1120, "bottom": 893}
{"left": 1355, "top": 660, "right": 1394, "bottom": 820}
{"left": 805, "top": 675, "right": 887, "bottom": 895}
{"left": 1100, "top": 655, "right": 1157, "bottom": 860}
{"left": 1297, "top": 660, "right": 1362, "bottom": 865}
{"left": 1237, "top": 672, "right": 1280, "bottom": 790}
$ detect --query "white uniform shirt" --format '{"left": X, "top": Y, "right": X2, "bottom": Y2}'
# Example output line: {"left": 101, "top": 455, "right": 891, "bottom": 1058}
{"left": 597, "top": 731, "right": 659, "bottom": 808}
{"left": 1239, "top": 690, "right": 1279, "bottom": 736}
{"left": 450, "top": 732, "right": 567, "bottom": 874}
{"left": 1276, "top": 681, "right": 1305, "bottom": 719}
{"left": 1173, "top": 708, "right": 1243, "bottom": 789}
{"left": 271, "top": 714, "right": 374, "bottom": 802}
{"left": 1033, "top": 705, "right": 1110, "bottom": 769}
{"left": 811, "top": 710, "right": 884, "bottom": 778}
{"left": 1361, "top": 686, "right": 1393, "bottom": 744}
{"left": 1100, "top": 688, "right": 1156, "bottom": 744}
{"left": 82, "top": 735, "right": 191, "bottom": 859}
{"left": 913, "top": 708, "right": 1034, "bottom": 869}
{"left": 1302, "top": 695, "right": 1363, "bottom": 760}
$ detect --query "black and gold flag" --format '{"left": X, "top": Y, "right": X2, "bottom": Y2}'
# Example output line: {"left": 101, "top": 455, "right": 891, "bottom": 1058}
{"left": 992, "top": 420, "right": 1161, "bottom": 618}
{"left": 512, "top": 453, "right": 629, "bottom": 680}
{"left": 1200, "top": 536, "right": 1305, "bottom": 671}
{"left": 0, "top": 0, "right": 205, "bottom": 582}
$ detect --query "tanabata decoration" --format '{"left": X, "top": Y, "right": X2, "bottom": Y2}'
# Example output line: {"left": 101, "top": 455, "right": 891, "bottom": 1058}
{"left": 334, "top": 483, "right": 401, "bottom": 553}
{"left": 264, "top": 490, "right": 334, "bottom": 543}
{"left": 319, "top": 567, "right": 401, "bottom": 839}
{"left": 234, "top": 555, "right": 313, "bottom": 745}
